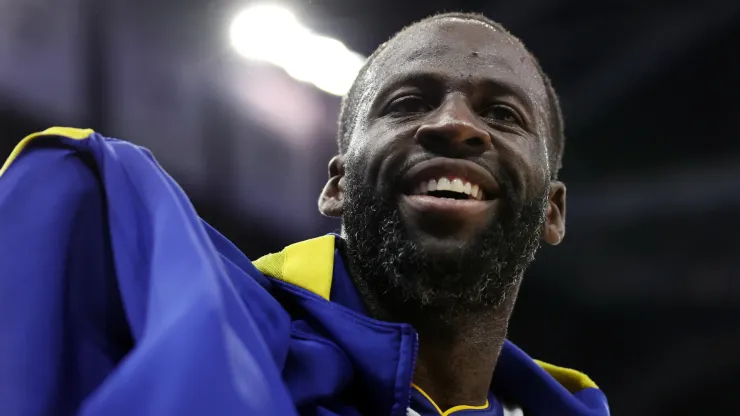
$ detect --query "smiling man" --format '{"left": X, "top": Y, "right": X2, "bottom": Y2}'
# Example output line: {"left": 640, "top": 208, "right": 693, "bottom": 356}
{"left": 0, "top": 12, "right": 608, "bottom": 416}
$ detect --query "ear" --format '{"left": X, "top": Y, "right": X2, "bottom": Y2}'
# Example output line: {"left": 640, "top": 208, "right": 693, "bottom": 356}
{"left": 542, "top": 181, "right": 566, "bottom": 245}
{"left": 318, "top": 155, "right": 345, "bottom": 218}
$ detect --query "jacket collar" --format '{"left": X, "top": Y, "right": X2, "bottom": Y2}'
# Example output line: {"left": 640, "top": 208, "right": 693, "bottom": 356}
{"left": 255, "top": 235, "right": 417, "bottom": 416}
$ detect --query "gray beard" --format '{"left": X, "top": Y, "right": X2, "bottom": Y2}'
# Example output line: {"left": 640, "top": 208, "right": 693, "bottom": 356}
{"left": 341, "top": 160, "right": 548, "bottom": 325}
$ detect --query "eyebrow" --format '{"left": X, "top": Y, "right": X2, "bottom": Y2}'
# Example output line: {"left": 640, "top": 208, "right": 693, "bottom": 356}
{"left": 473, "top": 77, "right": 535, "bottom": 110}
{"left": 374, "top": 70, "right": 536, "bottom": 112}
{"left": 377, "top": 71, "right": 446, "bottom": 95}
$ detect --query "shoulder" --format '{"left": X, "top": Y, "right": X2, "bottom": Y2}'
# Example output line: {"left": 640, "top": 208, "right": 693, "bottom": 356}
{"left": 0, "top": 127, "right": 103, "bottom": 211}
{"left": 497, "top": 341, "right": 609, "bottom": 415}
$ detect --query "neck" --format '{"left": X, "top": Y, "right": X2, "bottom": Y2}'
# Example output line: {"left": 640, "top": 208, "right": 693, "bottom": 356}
{"left": 413, "top": 289, "right": 518, "bottom": 411}
{"left": 352, "top": 269, "right": 520, "bottom": 411}
{"left": 413, "top": 312, "right": 507, "bottom": 410}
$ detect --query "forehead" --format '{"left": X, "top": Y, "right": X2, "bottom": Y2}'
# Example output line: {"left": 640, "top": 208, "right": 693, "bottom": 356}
{"left": 367, "top": 18, "right": 545, "bottom": 100}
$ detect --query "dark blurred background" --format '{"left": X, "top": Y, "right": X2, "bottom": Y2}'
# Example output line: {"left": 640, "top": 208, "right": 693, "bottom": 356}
{"left": 1, "top": 0, "right": 738, "bottom": 414}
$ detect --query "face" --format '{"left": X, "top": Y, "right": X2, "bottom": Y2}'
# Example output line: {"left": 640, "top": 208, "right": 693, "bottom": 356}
{"left": 320, "top": 18, "right": 566, "bottom": 315}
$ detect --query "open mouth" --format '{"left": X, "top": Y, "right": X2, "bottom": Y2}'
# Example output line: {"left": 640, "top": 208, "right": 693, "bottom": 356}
{"left": 400, "top": 157, "right": 500, "bottom": 216}
{"left": 411, "top": 177, "right": 485, "bottom": 201}
{"left": 400, "top": 158, "right": 499, "bottom": 222}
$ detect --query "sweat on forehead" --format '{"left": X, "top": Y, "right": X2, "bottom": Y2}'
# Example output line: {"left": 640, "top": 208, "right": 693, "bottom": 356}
{"left": 369, "top": 17, "right": 536, "bottom": 82}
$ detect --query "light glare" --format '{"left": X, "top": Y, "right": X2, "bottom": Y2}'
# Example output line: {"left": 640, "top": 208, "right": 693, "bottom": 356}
{"left": 230, "top": 4, "right": 366, "bottom": 96}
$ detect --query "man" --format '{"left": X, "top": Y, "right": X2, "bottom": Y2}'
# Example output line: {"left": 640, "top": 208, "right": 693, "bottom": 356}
{"left": 0, "top": 12, "right": 608, "bottom": 416}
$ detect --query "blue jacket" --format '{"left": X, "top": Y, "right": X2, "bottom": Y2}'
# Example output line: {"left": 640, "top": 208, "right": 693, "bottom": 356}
{"left": 0, "top": 128, "right": 609, "bottom": 416}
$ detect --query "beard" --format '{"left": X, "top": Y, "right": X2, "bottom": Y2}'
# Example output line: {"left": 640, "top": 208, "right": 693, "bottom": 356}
{"left": 341, "top": 156, "right": 549, "bottom": 323}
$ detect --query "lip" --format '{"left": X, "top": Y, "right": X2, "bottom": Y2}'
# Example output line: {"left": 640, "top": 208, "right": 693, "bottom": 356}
{"left": 402, "top": 158, "right": 500, "bottom": 199}
{"left": 398, "top": 158, "right": 500, "bottom": 225}
{"left": 401, "top": 193, "right": 494, "bottom": 218}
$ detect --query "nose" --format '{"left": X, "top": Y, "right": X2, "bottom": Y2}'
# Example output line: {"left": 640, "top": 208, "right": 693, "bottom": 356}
{"left": 414, "top": 95, "right": 492, "bottom": 157}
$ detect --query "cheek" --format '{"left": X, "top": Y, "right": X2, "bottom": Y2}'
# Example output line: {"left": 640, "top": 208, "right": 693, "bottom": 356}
{"left": 525, "top": 145, "right": 551, "bottom": 196}
{"left": 532, "top": 104, "right": 553, "bottom": 175}
{"left": 350, "top": 121, "right": 408, "bottom": 166}
{"left": 348, "top": 120, "right": 389, "bottom": 155}
{"left": 502, "top": 138, "right": 550, "bottom": 200}
{"left": 346, "top": 132, "right": 386, "bottom": 189}
{"left": 530, "top": 140, "right": 551, "bottom": 182}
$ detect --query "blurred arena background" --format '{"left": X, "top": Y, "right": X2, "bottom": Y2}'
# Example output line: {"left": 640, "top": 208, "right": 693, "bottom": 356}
{"left": 1, "top": 0, "right": 738, "bottom": 414}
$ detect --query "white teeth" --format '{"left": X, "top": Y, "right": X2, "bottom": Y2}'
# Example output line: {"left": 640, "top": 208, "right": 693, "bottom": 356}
{"left": 437, "top": 177, "right": 451, "bottom": 191}
{"left": 413, "top": 177, "right": 484, "bottom": 200}
{"left": 451, "top": 178, "right": 464, "bottom": 193}
{"left": 428, "top": 179, "right": 437, "bottom": 192}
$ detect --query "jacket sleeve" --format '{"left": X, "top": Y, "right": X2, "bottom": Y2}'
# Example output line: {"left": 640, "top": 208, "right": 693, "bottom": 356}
{"left": 0, "top": 137, "right": 297, "bottom": 416}
{"left": 0, "top": 143, "right": 126, "bottom": 415}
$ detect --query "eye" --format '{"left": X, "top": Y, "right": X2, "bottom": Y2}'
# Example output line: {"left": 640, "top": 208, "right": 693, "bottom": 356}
{"left": 386, "top": 95, "right": 432, "bottom": 116}
{"left": 481, "top": 105, "right": 521, "bottom": 125}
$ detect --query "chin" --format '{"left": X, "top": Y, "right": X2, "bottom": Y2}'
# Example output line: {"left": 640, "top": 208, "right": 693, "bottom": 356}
{"left": 402, "top": 214, "right": 498, "bottom": 253}
{"left": 403, "top": 222, "right": 495, "bottom": 260}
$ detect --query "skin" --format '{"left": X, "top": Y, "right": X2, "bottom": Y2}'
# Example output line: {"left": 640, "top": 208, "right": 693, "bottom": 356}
{"left": 319, "top": 17, "right": 566, "bottom": 410}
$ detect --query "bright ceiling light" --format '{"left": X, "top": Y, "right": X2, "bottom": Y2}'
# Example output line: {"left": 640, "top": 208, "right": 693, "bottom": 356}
{"left": 229, "top": 4, "right": 366, "bottom": 96}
